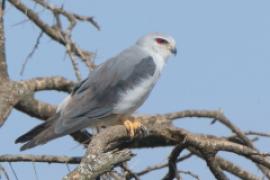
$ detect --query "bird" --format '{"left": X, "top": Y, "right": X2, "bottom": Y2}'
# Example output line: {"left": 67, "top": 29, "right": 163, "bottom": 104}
{"left": 15, "top": 32, "right": 177, "bottom": 151}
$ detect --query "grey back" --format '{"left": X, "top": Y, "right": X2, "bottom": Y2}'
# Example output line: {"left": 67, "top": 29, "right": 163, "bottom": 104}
{"left": 54, "top": 45, "right": 156, "bottom": 134}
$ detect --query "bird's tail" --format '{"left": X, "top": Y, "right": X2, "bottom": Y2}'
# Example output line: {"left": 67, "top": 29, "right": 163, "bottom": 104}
{"left": 15, "top": 114, "right": 61, "bottom": 151}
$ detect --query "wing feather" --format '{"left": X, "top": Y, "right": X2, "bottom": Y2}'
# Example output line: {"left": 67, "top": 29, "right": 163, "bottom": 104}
{"left": 55, "top": 46, "right": 156, "bottom": 134}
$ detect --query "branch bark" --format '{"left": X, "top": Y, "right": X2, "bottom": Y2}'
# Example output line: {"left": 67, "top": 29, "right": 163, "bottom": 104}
{"left": 0, "top": 154, "right": 81, "bottom": 164}
{"left": 0, "top": 0, "right": 8, "bottom": 80}
{"left": 20, "top": 76, "right": 74, "bottom": 92}
{"left": 0, "top": 76, "right": 74, "bottom": 126}
{"left": 162, "top": 143, "right": 187, "bottom": 180}
{"left": 203, "top": 153, "right": 229, "bottom": 180}
{"left": 65, "top": 125, "right": 134, "bottom": 180}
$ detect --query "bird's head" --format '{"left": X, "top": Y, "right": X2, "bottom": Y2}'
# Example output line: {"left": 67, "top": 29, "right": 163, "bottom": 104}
{"left": 136, "top": 32, "right": 177, "bottom": 60}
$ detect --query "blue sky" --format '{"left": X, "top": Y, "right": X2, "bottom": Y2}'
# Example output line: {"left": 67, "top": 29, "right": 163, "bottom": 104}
{"left": 1, "top": 0, "right": 270, "bottom": 179}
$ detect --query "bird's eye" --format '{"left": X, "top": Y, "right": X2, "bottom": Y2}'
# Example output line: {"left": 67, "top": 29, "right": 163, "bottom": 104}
{"left": 155, "top": 38, "right": 168, "bottom": 45}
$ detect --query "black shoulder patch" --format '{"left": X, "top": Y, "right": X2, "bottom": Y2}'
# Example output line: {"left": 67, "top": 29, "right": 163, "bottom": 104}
{"left": 120, "top": 56, "right": 156, "bottom": 88}
{"left": 134, "top": 56, "right": 156, "bottom": 77}
{"left": 114, "top": 56, "right": 156, "bottom": 91}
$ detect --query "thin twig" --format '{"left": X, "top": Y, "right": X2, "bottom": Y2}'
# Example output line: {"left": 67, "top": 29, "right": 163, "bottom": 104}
{"left": 9, "top": 0, "right": 96, "bottom": 70}
{"left": 121, "top": 164, "right": 140, "bottom": 180}
{"left": 245, "top": 131, "right": 270, "bottom": 138}
{"left": 0, "top": 164, "right": 9, "bottom": 180}
{"left": 8, "top": 163, "right": 18, "bottom": 180}
{"left": 65, "top": 163, "right": 71, "bottom": 173}
{"left": 33, "top": 0, "right": 100, "bottom": 30}
{"left": 32, "top": 162, "right": 39, "bottom": 180}
{"left": 66, "top": 43, "right": 81, "bottom": 81}
{"left": 178, "top": 170, "right": 200, "bottom": 180}
{"left": 136, "top": 153, "right": 193, "bottom": 176}
{"left": 20, "top": 31, "right": 43, "bottom": 75}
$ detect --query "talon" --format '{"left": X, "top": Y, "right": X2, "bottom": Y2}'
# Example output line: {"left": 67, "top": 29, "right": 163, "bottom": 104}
{"left": 122, "top": 117, "right": 145, "bottom": 137}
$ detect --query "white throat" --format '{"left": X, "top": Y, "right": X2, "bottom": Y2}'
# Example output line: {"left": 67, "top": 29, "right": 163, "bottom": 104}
{"left": 142, "top": 46, "right": 167, "bottom": 72}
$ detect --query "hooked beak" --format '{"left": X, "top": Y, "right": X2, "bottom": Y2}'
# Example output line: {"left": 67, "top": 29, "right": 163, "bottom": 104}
{"left": 171, "top": 47, "right": 177, "bottom": 56}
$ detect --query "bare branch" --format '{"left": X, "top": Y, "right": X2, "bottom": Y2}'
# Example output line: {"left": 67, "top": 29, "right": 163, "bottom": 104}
{"left": 178, "top": 170, "right": 200, "bottom": 180}
{"left": 136, "top": 153, "right": 193, "bottom": 176}
{"left": 0, "top": 164, "right": 9, "bottom": 180}
{"left": 66, "top": 44, "right": 82, "bottom": 81}
{"left": 216, "top": 156, "right": 260, "bottom": 180}
{"left": 33, "top": 0, "right": 100, "bottom": 30}
{"left": 162, "top": 143, "right": 187, "bottom": 180}
{"left": 0, "top": 0, "right": 8, "bottom": 80}
{"left": 8, "top": 163, "right": 18, "bottom": 180}
{"left": 121, "top": 164, "right": 140, "bottom": 180}
{"left": 245, "top": 131, "right": 270, "bottom": 138}
{"left": 8, "top": 0, "right": 65, "bottom": 44}
{"left": 20, "top": 76, "right": 74, "bottom": 92}
{"left": 164, "top": 110, "right": 256, "bottom": 148}
{"left": 12, "top": 76, "right": 74, "bottom": 120}
{"left": 31, "top": 162, "right": 38, "bottom": 180}
{"left": 0, "top": 154, "right": 81, "bottom": 164}
{"left": 65, "top": 125, "right": 134, "bottom": 179}
{"left": 20, "top": 31, "right": 43, "bottom": 76}
{"left": 163, "top": 110, "right": 270, "bottom": 177}
{"left": 15, "top": 94, "right": 57, "bottom": 120}
{"left": 0, "top": 82, "right": 24, "bottom": 126}
{"left": 203, "top": 153, "right": 229, "bottom": 180}
{"left": 8, "top": 0, "right": 96, "bottom": 70}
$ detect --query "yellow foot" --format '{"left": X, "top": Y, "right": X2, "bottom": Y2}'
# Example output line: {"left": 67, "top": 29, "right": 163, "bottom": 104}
{"left": 122, "top": 118, "right": 145, "bottom": 137}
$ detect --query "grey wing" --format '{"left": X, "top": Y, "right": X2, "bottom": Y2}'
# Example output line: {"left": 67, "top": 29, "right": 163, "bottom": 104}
{"left": 55, "top": 46, "right": 156, "bottom": 134}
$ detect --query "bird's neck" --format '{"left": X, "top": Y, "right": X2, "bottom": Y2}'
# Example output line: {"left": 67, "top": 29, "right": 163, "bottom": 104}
{"left": 140, "top": 46, "right": 167, "bottom": 72}
{"left": 152, "top": 53, "right": 166, "bottom": 72}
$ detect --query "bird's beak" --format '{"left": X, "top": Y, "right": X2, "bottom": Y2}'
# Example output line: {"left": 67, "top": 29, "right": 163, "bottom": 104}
{"left": 171, "top": 47, "right": 177, "bottom": 56}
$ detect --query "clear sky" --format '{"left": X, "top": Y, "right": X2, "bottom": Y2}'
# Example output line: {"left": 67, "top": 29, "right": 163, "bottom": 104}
{"left": 1, "top": 0, "right": 270, "bottom": 179}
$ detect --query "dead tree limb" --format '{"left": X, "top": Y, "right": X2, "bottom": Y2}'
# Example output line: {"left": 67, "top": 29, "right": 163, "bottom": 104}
{"left": 0, "top": 0, "right": 7, "bottom": 80}
{"left": 0, "top": 154, "right": 81, "bottom": 164}
{"left": 65, "top": 125, "right": 134, "bottom": 180}
{"left": 162, "top": 143, "right": 187, "bottom": 180}
{"left": 8, "top": 0, "right": 96, "bottom": 70}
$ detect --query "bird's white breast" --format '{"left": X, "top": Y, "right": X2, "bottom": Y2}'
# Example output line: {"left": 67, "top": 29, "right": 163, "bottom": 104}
{"left": 114, "top": 54, "right": 165, "bottom": 114}
{"left": 113, "top": 76, "right": 157, "bottom": 114}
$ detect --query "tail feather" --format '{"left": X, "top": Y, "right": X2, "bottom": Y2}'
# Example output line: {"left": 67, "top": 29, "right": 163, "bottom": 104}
{"left": 15, "top": 113, "right": 61, "bottom": 151}
{"left": 15, "top": 122, "right": 49, "bottom": 143}
{"left": 19, "top": 126, "right": 60, "bottom": 151}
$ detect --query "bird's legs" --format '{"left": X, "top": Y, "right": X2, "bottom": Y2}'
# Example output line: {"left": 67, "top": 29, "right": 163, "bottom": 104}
{"left": 121, "top": 116, "right": 146, "bottom": 137}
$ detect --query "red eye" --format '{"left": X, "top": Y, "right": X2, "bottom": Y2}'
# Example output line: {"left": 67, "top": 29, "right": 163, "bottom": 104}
{"left": 155, "top": 38, "right": 168, "bottom": 44}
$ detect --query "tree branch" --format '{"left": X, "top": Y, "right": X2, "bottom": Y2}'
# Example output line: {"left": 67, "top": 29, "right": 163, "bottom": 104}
{"left": 20, "top": 76, "right": 74, "bottom": 92}
{"left": 162, "top": 143, "right": 187, "bottom": 180}
{"left": 65, "top": 125, "right": 134, "bottom": 179}
{"left": 0, "top": 82, "right": 24, "bottom": 126}
{"left": 0, "top": 0, "right": 8, "bottom": 80}
{"left": 15, "top": 94, "right": 57, "bottom": 120}
{"left": 0, "top": 109, "right": 267, "bottom": 179}
{"left": 33, "top": 0, "right": 100, "bottom": 31}
{"left": 216, "top": 156, "right": 260, "bottom": 180}
{"left": 203, "top": 153, "right": 229, "bottom": 180}
{"left": 0, "top": 164, "right": 9, "bottom": 180}
{"left": 0, "top": 154, "right": 81, "bottom": 164}
{"left": 163, "top": 110, "right": 270, "bottom": 178}
{"left": 8, "top": 0, "right": 96, "bottom": 70}
{"left": 135, "top": 153, "right": 193, "bottom": 176}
